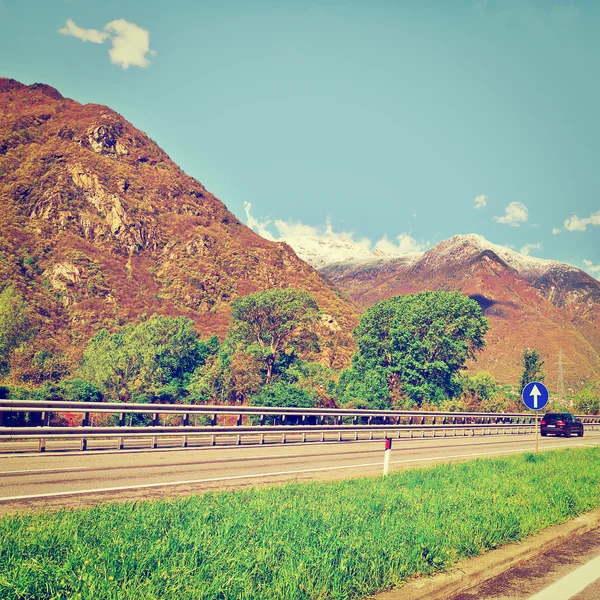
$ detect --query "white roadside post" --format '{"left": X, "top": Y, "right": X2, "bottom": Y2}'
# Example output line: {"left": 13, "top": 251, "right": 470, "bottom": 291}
{"left": 383, "top": 437, "right": 392, "bottom": 476}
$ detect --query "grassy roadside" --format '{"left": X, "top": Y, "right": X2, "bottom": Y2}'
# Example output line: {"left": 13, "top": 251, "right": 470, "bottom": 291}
{"left": 1, "top": 447, "right": 599, "bottom": 600}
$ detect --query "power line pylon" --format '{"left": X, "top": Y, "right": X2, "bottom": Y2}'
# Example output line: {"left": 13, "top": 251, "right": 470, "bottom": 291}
{"left": 557, "top": 349, "right": 565, "bottom": 400}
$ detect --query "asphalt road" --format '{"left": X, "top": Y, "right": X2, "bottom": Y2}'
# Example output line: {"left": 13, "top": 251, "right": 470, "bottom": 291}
{"left": 450, "top": 527, "right": 600, "bottom": 600}
{"left": 1, "top": 429, "right": 599, "bottom": 515}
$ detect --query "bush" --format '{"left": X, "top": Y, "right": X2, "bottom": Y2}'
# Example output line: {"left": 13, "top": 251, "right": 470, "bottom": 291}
{"left": 250, "top": 381, "right": 317, "bottom": 409}
{"left": 439, "top": 398, "right": 467, "bottom": 412}
{"left": 572, "top": 381, "right": 600, "bottom": 415}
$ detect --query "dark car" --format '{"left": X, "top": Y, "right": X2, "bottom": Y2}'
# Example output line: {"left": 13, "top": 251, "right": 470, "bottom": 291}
{"left": 540, "top": 413, "right": 584, "bottom": 438}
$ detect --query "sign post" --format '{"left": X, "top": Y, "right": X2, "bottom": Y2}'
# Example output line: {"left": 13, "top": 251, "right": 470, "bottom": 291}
{"left": 522, "top": 381, "right": 549, "bottom": 453}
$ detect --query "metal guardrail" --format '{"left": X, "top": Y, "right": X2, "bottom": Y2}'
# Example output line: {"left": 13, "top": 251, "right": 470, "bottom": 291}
{"left": 0, "top": 400, "right": 598, "bottom": 452}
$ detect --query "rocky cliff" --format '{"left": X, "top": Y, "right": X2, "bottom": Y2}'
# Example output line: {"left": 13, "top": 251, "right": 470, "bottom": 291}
{"left": 0, "top": 78, "right": 358, "bottom": 380}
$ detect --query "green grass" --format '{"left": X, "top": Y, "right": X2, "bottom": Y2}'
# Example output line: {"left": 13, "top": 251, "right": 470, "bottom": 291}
{"left": 1, "top": 447, "right": 600, "bottom": 600}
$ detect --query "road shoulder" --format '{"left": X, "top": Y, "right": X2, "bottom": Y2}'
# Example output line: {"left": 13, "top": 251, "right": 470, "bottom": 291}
{"left": 374, "top": 507, "right": 600, "bottom": 600}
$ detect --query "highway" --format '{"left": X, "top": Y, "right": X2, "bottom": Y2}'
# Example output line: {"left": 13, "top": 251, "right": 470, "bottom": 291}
{"left": 1, "top": 429, "right": 599, "bottom": 515}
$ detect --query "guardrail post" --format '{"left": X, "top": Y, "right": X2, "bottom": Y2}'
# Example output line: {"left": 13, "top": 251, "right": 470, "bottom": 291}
{"left": 237, "top": 414, "right": 242, "bottom": 427}
{"left": 37, "top": 411, "right": 48, "bottom": 452}
{"left": 182, "top": 414, "right": 190, "bottom": 448}
{"left": 81, "top": 412, "right": 89, "bottom": 451}
{"left": 211, "top": 414, "right": 217, "bottom": 426}
{"left": 260, "top": 414, "right": 265, "bottom": 426}
{"left": 152, "top": 413, "right": 159, "bottom": 448}
{"left": 119, "top": 413, "right": 126, "bottom": 449}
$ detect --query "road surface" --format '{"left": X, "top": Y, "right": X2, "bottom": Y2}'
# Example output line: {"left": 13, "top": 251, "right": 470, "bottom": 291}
{"left": 1, "top": 430, "right": 599, "bottom": 514}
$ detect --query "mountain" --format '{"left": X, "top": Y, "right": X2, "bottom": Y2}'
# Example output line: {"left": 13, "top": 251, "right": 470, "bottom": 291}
{"left": 320, "top": 234, "right": 600, "bottom": 391}
{"left": 0, "top": 78, "right": 358, "bottom": 380}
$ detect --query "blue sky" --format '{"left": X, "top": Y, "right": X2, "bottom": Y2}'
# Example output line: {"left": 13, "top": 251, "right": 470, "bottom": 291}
{"left": 1, "top": 0, "right": 598, "bottom": 275}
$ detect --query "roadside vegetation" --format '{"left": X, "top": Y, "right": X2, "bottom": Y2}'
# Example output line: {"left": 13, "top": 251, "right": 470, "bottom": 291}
{"left": 1, "top": 447, "right": 599, "bottom": 600}
{"left": 1, "top": 287, "right": 598, "bottom": 414}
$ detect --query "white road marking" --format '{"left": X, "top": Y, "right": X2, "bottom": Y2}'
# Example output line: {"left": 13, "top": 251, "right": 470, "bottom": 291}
{"left": 528, "top": 553, "right": 600, "bottom": 600}
{"left": 0, "top": 440, "right": 597, "bottom": 502}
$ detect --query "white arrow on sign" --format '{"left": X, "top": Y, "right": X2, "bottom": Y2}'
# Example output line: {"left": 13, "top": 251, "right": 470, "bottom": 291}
{"left": 530, "top": 384, "right": 541, "bottom": 409}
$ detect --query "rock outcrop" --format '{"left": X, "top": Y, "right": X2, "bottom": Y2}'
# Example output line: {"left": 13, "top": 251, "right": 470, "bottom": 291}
{"left": 0, "top": 78, "right": 359, "bottom": 378}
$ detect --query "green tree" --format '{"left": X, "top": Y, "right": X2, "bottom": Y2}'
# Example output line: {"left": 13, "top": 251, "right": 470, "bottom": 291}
{"left": 229, "top": 288, "right": 319, "bottom": 384}
{"left": 352, "top": 291, "right": 488, "bottom": 406}
{"left": 44, "top": 378, "right": 104, "bottom": 403}
{"left": 283, "top": 360, "right": 338, "bottom": 406}
{"left": 250, "top": 381, "right": 317, "bottom": 409}
{"left": 80, "top": 315, "right": 204, "bottom": 402}
{"left": 335, "top": 367, "right": 393, "bottom": 409}
{"left": 572, "top": 380, "right": 600, "bottom": 415}
{"left": 519, "top": 349, "right": 545, "bottom": 392}
{"left": 459, "top": 371, "right": 498, "bottom": 409}
{"left": 0, "top": 286, "right": 33, "bottom": 376}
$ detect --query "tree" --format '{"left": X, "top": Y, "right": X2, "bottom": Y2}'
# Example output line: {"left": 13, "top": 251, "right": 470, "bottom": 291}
{"left": 519, "top": 349, "right": 545, "bottom": 392}
{"left": 250, "top": 381, "right": 317, "bottom": 409}
{"left": 80, "top": 315, "right": 204, "bottom": 402}
{"left": 335, "top": 367, "right": 393, "bottom": 409}
{"left": 229, "top": 288, "right": 319, "bottom": 384}
{"left": 572, "top": 380, "right": 600, "bottom": 415}
{"left": 351, "top": 291, "right": 488, "bottom": 406}
{"left": 459, "top": 371, "right": 498, "bottom": 409}
{"left": 0, "top": 286, "right": 33, "bottom": 376}
{"left": 221, "top": 350, "right": 264, "bottom": 404}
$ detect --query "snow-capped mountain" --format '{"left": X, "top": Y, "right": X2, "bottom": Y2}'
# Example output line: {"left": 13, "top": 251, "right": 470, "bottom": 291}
{"left": 318, "top": 233, "right": 600, "bottom": 390}
{"left": 283, "top": 235, "right": 415, "bottom": 269}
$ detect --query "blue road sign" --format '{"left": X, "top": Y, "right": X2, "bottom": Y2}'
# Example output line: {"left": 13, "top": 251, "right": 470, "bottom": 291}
{"left": 522, "top": 381, "right": 549, "bottom": 411}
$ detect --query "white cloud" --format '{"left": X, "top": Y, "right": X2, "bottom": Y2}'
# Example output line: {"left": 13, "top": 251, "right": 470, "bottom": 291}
{"left": 474, "top": 194, "right": 488, "bottom": 209}
{"left": 563, "top": 210, "right": 600, "bottom": 232}
{"left": 58, "top": 18, "right": 155, "bottom": 69}
{"left": 374, "top": 233, "right": 425, "bottom": 254}
{"left": 494, "top": 202, "right": 529, "bottom": 227}
{"left": 552, "top": 228, "right": 561, "bottom": 235}
{"left": 583, "top": 260, "right": 600, "bottom": 279}
{"left": 59, "top": 18, "right": 110, "bottom": 44}
{"left": 243, "top": 204, "right": 427, "bottom": 263}
{"left": 519, "top": 243, "right": 541, "bottom": 256}
{"left": 243, "top": 202, "right": 276, "bottom": 241}
{"left": 105, "top": 19, "right": 156, "bottom": 69}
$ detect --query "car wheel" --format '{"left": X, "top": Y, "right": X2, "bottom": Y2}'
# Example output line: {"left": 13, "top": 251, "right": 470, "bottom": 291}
{"left": 565, "top": 427, "right": 571, "bottom": 438}
{"left": 541, "top": 431, "right": 547, "bottom": 436}
{"left": 578, "top": 428, "right": 584, "bottom": 437}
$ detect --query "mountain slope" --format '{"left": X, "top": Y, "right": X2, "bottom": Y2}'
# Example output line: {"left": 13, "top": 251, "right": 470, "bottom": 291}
{"left": 320, "top": 234, "right": 600, "bottom": 391}
{"left": 0, "top": 78, "right": 358, "bottom": 379}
